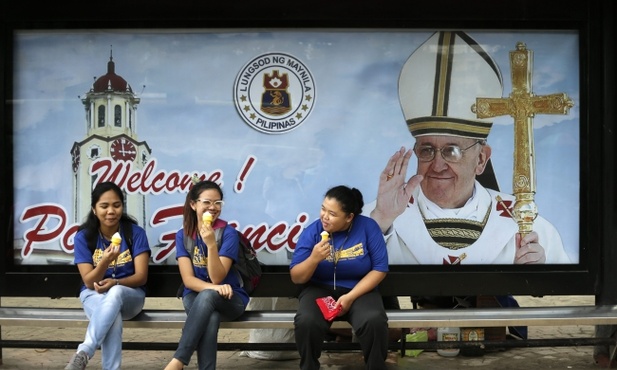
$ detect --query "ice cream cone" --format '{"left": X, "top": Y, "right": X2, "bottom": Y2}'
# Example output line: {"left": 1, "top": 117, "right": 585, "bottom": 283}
{"left": 320, "top": 231, "right": 329, "bottom": 241}
{"left": 110, "top": 232, "right": 122, "bottom": 252}
{"left": 111, "top": 232, "right": 122, "bottom": 247}
{"left": 202, "top": 212, "right": 213, "bottom": 225}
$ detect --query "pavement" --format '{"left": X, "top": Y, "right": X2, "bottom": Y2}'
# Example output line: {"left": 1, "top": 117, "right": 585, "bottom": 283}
{"left": 0, "top": 295, "right": 609, "bottom": 369}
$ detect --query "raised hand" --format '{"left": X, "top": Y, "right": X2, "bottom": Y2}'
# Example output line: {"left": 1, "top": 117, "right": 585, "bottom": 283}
{"left": 371, "top": 147, "right": 423, "bottom": 233}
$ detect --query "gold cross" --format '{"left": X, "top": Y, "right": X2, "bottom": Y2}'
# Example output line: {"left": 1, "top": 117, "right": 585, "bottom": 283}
{"left": 472, "top": 42, "right": 574, "bottom": 235}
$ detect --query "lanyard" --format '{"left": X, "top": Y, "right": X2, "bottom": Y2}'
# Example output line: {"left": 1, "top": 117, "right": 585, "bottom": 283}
{"left": 329, "top": 223, "right": 352, "bottom": 290}
{"left": 195, "top": 235, "right": 211, "bottom": 282}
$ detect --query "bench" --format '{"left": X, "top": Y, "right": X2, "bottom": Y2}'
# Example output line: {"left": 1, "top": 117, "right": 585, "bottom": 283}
{"left": 2, "top": 303, "right": 617, "bottom": 355}
{"left": 2, "top": 270, "right": 617, "bottom": 357}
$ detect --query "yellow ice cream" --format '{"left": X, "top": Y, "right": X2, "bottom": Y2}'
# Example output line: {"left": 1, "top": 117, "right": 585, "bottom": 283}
{"left": 202, "top": 212, "right": 213, "bottom": 225}
{"left": 111, "top": 232, "right": 122, "bottom": 247}
{"left": 320, "top": 231, "right": 329, "bottom": 241}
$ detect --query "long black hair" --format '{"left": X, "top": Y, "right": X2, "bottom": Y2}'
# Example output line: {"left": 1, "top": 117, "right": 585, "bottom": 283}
{"left": 79, "top": 181, "right": 137, "bottom": 252}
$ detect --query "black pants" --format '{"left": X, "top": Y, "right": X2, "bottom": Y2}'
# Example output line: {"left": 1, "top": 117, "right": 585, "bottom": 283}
{"left": 294, "top": 284, "right": 388, "bottom": 370}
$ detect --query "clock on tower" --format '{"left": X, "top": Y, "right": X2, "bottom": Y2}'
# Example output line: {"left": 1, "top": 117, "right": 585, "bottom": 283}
{"left": 110, "top": 137, "right": 137, "bottom": 162}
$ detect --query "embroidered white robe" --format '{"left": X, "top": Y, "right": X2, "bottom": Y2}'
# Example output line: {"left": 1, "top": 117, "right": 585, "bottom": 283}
{"left": 364, "top": 181, "right": 570, "bottom": 265}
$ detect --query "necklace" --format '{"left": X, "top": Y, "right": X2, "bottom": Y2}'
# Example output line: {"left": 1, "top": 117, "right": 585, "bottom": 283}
{"left": 99, "top": 226, "right": 120, "bottom": 241}
{"left": 100, "top": 232, "right": 114, "bottom": 240}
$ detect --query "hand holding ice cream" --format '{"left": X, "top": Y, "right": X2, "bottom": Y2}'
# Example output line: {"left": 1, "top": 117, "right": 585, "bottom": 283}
{"left": 310, "top": 231, "right": 331, "bottom": 262}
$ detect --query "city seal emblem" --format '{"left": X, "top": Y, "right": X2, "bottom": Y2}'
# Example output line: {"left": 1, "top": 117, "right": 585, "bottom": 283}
{"left": 233, "top": 52, "right": 316, "bottom": 134}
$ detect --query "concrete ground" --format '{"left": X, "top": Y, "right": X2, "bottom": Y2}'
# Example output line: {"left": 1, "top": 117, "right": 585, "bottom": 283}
{"left": 0, "top": 295, "right": 609, "bottom": 369}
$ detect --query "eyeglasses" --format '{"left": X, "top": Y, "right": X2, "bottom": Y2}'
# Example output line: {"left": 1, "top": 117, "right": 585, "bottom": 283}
{"left": 414, "top": 140, "right": 484, "bottom": 163}
{"left": 196, "top": 199, "right": 224, "bottom": 208}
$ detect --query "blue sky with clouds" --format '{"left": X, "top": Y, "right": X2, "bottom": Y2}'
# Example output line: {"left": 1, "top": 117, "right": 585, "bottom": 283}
{"left": 12, "top": 29, "right": 580, "bottom": 264}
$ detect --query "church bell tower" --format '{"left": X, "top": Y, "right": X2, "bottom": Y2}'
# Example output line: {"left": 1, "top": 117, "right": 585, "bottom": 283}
{"left": 70, "top": 49, "right": 151, "bottom": 227}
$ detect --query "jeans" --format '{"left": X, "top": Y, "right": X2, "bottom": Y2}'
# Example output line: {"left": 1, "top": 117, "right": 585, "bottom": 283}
{"left": 174, "top": 289, "right": 246, "bottom": 370}
{"left": 78, "top": 286, "right": 146, "bottom": 370}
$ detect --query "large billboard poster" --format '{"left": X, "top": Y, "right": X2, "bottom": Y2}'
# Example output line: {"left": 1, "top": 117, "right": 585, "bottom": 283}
{"left": 12, "top": 29, "right": 580, "bottom": 268}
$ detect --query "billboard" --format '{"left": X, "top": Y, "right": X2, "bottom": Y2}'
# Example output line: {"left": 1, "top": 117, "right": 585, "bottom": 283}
{"left": 11, "top": 29, "right": 579, "bottom": 268}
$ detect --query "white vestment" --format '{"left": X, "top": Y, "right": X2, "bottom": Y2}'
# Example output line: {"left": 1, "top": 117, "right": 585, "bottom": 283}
{"left": 364, "top": 181, "right": 570, "bottom": 265}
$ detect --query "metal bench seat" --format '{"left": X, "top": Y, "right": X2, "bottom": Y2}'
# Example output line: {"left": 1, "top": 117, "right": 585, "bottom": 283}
{"left": 2, "top": 305, "right": 617, "bottom": 353}
{"left": 2, "top": 305, "right": 617, "bottom": 329}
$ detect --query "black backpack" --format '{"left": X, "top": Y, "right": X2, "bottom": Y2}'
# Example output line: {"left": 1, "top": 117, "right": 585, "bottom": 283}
{"left": 180, "top": 226, "right": 262, "bottom": 296}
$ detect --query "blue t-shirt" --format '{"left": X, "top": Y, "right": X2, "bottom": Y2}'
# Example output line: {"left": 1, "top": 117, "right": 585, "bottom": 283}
{"left": 74, "top": 223, "right": 151, "bottom": 293}
{"left": 175, "top": 221, "right": 249, "bottom": 307}
{"left": 290, "top": 214, "right": 389, "bottom": 290}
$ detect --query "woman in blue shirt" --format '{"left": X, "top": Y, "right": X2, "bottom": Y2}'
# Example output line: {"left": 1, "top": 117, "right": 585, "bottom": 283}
{"left": 290, "top": 185, "right": 389, "bottom": 370}
{"left": 65, "top": 181, "right": 151, "bottom": 370}
{"left": 165, "top": 180, "right": 248, "bottom": 370}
